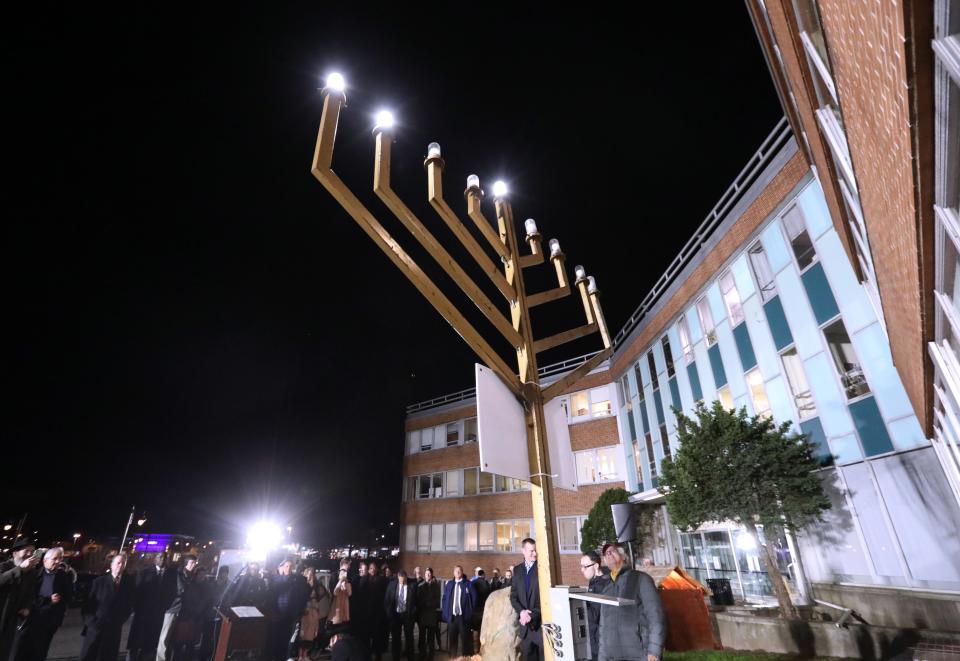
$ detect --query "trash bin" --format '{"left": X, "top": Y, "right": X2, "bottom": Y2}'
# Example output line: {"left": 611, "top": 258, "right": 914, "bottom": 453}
{"left": 706, "top": 578, "right": 734, "bottom": 606}
{"left": 641, "top": 565, "right": 719, "bottom": 651}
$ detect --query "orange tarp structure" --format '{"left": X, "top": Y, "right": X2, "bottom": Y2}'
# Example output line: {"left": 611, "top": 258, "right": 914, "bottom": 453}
{"left": 640, "top": 565, "right": 719, "bottom": 651}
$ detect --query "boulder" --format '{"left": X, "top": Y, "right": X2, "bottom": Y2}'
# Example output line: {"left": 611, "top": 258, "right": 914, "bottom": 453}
{"left": 478, "top": 586, "right": 521, "bottom": 660}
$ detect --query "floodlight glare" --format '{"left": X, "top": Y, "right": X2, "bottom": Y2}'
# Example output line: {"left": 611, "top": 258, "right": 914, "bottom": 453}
{"left": 375, "top": 110, "right": 395, "bottom": 130}
{"left": 492, "top": 180, "right": 508, "bottom": 198}
{"left": 427, "top": 142, "right": 441, "bottom": 158}
{"left": 326, "top": 72, "right": 346, "bottom": 92}
{"left": 246, "top": 521, "right": 284, "bottom": 558}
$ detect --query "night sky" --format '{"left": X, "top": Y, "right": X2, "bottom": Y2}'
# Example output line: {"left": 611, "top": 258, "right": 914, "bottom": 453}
{"left": 5, "top": 5, "right": 781, "bottom": 548}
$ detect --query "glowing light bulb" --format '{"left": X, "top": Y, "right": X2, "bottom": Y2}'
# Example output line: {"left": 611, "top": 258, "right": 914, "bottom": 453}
{"left": 524, "top": 219, "right": 538, "bottom": 236}
{"left": 574, "top": 265, "right": 586, "bottom": 280}
{"left": 587, "top": 276, "right": 598, "bottom": 294}
{"left": 467, "top": 175, "right": 480, "bottom": 189}
{"left": 325, "top": 72, "right": 345, "bottom": 92}
{"left": 492, "top": 180, "right": 507, "bottom": 198}
{"left": 374, "top": 110, "right": 395, "bottom": 130}
{"left": 427, "top": 142, "right": 441, "bottom": 158}
{"left": 549, "top": 239, "right": 561, "bottom": 257}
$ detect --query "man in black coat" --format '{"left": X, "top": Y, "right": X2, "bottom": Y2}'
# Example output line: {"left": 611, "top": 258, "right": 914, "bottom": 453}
{"left": 382, "top": 570, "right": 416, "bottom": 661}
{"left": 15, "top": 547, "right": 74, "bottom": 661}
{"left": 81, "top": 553, "right": 134, "bottom": 661}
{"left": 361, "top": 562, "right": 388, "bottom": 661}
{"left": 509, "top": 538, "right": 543, "bottom": 661}
{"left": 1, "top": 539, "right": 41, "bottom": 661}
{"left": 127, "top": 553, "right": 177, "bottom": 661}
{"left": 264, "top": 560, "right": 309, "bottom": 661}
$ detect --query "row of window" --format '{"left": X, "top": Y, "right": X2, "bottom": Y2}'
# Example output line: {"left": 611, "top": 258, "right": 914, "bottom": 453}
{"left": 402, "top": 516, "right": 588, "bottom": 555}
{"left": 403, "top": 447, "right": 623, "bottom": 502}
{"left": 619, "top": 199, "right": 881, "bottom": 488}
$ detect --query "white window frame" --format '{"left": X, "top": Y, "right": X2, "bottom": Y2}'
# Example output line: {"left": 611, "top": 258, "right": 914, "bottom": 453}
{"left": 745, "top": 368, "right": 773, "bottom": 419}
{"left": 719, "top": 270, "right": 745, "bottom": 326}
{"left": 697, "top": 297, "right": 717, "bottom": 346}
{"left": 557, "top": 515, "right": 587, "bottom": 553}
{"left": 567, "top": 385, "right": 613, "bottom": 422}
{"left": 575, "top": 446, "right": 622, "bottom": 485}
{"left": 677, "top": 316, "right": 695, "bottom": 364}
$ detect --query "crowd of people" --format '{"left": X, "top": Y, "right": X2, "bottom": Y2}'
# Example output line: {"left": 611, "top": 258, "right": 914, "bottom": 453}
{"left": 0, "top": 535, "right": 665, "bottom": 661}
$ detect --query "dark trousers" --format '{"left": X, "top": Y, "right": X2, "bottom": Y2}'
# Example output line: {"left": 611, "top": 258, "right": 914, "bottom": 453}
{"left": 81, "top": 624, "right": 124, "bottom": 661}
{"left": 13, "top": 620, "right": 59, "bottom": 661}
{"left": 447, "top": 616, "right": 472, "bottom": 658}
{"left": 521, "top": 638, "right": 544, "bottom": 661}
{"left": 266, "top": 616, "right": 297, "bottom": 661}
{"left": 388, "top": 613, "right": 413, "bottom": 660}
{"left": 416, "top": 623, "right": 437, "bottom": 657}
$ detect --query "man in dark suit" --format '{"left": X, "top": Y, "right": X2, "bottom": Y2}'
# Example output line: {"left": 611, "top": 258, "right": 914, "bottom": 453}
{"left": 382, "top": 570, "right": 416, "bottom": 661}
{"left": 509, "top": 538, "right": 543, "bottom": 661}
{"left": 361, "top": 562, "right": 388, "bottom": 661}
{"left": 81, "top": 553, "right": 134, "bottom": 661}
{"left": 440, "top": 566, "right": 476, "bottom": 659}
{"left": 127, "top": 553, "right": 176, "bottom": 661}
{"left": 14, "top": 547, "right": 73, "bottom": 661}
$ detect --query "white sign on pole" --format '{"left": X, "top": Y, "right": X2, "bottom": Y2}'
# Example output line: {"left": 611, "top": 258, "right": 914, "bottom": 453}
{"left": 476, "top": 364, "right": 528, "bottom": 481}
{"left": 475, "top": 364, "right": 578, "bottom": 491}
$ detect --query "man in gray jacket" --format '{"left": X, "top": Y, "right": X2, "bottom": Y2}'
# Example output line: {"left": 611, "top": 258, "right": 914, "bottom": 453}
{"left": 598, "top": 543, "right": 665, "bottom": 661}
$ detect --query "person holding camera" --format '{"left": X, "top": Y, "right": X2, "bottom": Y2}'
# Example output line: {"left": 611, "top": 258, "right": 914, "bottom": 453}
{"left": 1, "top": 539, "right": 42, "bottom": 661}
{"left": 14, "top": 547, "right": 73, "bottom": 661}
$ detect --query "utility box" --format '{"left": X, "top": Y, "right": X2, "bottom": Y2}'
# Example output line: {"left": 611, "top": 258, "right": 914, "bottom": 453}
{"left": 642, "top": 565, "right": 719, "bottom": 651}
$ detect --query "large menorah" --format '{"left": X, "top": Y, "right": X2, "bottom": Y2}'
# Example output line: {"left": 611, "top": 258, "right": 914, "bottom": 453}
{"left": 311, "top": 73, "right": 613, "bottom": 652}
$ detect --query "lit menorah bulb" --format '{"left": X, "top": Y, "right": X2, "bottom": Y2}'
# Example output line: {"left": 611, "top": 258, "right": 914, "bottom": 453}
{"left": 427, "top": 142, "right": 441, "bottom": 159}
{"left": 549, "top": 239, "right": 562, "bottom": 258}
{"left": 524, "top": 219, "right": 539, "bottom": 237}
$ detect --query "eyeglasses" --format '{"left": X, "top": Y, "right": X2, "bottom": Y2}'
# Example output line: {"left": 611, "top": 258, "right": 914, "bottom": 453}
{"left": 579, "top": 563, "right": 597, "bottom": 570}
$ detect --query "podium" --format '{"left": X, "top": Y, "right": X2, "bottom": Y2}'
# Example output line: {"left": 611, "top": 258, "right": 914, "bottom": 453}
{"left": 213, "top": 607, "right": 267, "bottom": 661}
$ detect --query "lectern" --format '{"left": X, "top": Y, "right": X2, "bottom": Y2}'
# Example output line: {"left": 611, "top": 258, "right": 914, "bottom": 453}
{"left": 213, "top": 606, "right": 267, "bottom": 661}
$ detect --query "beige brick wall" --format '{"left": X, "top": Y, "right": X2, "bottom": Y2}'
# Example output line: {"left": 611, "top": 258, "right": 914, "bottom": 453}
{"left": 396, "top": 552, "right": 590, "bottom": 587}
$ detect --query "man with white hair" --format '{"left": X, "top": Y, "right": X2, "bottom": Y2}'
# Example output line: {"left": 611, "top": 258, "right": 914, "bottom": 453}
{"left": 598, "top": 543, "right": 665, "bottom": 661}
{"left": 82, "top": 553, "right": 134, "bottom": 661}
{"left": 15, "top": 547, "right": 73, "bottom": 661}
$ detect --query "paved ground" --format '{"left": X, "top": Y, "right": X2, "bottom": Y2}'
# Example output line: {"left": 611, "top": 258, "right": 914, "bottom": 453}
{"left": 46, "top": 608, "right": 458, "bottom": 660}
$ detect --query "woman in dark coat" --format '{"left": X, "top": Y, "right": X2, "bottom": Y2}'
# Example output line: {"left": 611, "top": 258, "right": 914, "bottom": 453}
{"left": 415, "top": 568, "right": 440, "bottom": 659}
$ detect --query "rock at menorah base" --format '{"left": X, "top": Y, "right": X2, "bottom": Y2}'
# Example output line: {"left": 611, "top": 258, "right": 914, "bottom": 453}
{"left": 477, "top": 586, "right": 521, "bottom": 660}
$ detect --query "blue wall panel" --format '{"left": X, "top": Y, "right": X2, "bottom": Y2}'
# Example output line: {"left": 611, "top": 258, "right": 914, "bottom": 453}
{"left": 816, "top": 231, "right": 876, "bottom": 332}
{"left": 797, "top": 180, "right": 833, "bottom": 239}
{"left": 731, "top": 254, "right": 756, "bottom": 301}
{"left": 742, "top": 296, "right": 781, "bottom": 379}
{"left": 849, "top": 396, "right": 895, "bottom": 456}
{"left": 693, "top": 342, "right": 717, "bottom": 401}
{"left": 687, "top": 362, "right": 704, "bottom": 403}
{"left": 761, "top": 219, "right": 792, "bottom": 274}
{"left": 733, "top": 322, "right": 758, "bottom": 371}
{"left": 764, "top": 296, "right": 795, "bottom": 350}
{"left": 686, "top": 304, "right": 703, "bottom": 344}
{"left": 708, "top": 344, "right": 728, "bottom": 388}
{"left": 887, "top": 416, "right": 927, "bottom": 451}
{"left": 804, "top": 352, "right": 856, "bottom": 437}
{"left": 776, "top": 268, "right": 823, "bottom": 360}
{"left": 851, "top": 322, "right": 916, "bottom": 422}
{"left": 716, "top": 322, "right": 748, "bottom": 399}
{"left": 800, "top": 417, "right": 833, "bottom": 466}
{"left": 829, "top": 433, "right": 863, "bottom": 464}
{"left": 707, "top": 282, "right": 727, "bottom": 326}
{"left": 764, "top": 375, "right": 797, "bottom": 432}
{"left": 801, "top": 262, "right": 841, "bottom": 325}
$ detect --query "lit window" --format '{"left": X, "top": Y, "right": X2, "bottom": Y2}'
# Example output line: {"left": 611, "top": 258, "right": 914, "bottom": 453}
{"left": 446, "top": 422, "right": 460, "bottom": 446}
{"left": 661, "top": 336, "right": 676, "bottom": 378}
{"left": 496, "top": 522, "right": 513, "bottom": 551}
{"left": 465, "top": 418, "right": 478, "bottom": 443}
{"left": 479, "top": 471, "right": 494, "bottom": 494}
{"left": 782, "top": 206, "right": 817, "bottom": 270}
{"left": 407, "top": 430, "right": 420, "bottom": 455}
{"left": 557, "top": 517, "right": 582, "bottom": 552}
{"left": 720, "top": 271, "right": 745, "bottom": 326}
{"left": 445, "top": 523, "right": 460, "bottom": 551}
{"left": 576, "top": 448, "right": 621, "bottom": 484}
{"left": 697, "top": 297, "right": 717, "bottom": 346}
{"left": 417, "top": 525, "right": 430, "bottom": 552}
{"left": 478, "top": 522, "right": 495, "bottom": 551}
{"left": 430, "top": 524, "right": 443, "bottom": 552}
{"left": 823, "top": 319, "right": 870, "bottom": 399}
{"left": 404, "top": 525, "right": 415, "bottom": 552}
{"left": 748, "top": 242, "right": 777, "bottom": 302}
{"left": 576, "top": 451, "right": 597, "bottom": 484}
{"left": 512, "top": 520, "right": 532, "bottom": 551}
{"left": 464, "top": 522, "right": 478, "bottom": 551}
{"left": 571, "top": 392, "right": 590, "bottom": 417}
{"left": 678, "top": 317, "right": 695, "bottom": 363}
{"left": 718, "top": 386, "right": 734, "bottom": 410}
{"left": 781, "top": 348, "right": 817, "bottom": 417}
{"left": 589, "top": 387, "right": 612, "bottom": 417}
{"left": 463, "top": 468, "right": 478, "bottom": 496}
{"left": 597, "top": 447, "right": 620, "bottom": 480}
{"left": 746, "top": 369, "right": 772, "bottom": 419}
{"left": 445, "top": 470, "right": 461, "bottom": 497}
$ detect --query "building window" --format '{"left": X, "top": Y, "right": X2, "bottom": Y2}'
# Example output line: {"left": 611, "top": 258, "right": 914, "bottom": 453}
{"left": 697, "top": 297, "right": 717, "bottom": 346}
{"left": 464, "top": 522, "right": 478, "bottom": 551}
{"left": 465, "top": 417, "right": 478, "bottom": 443}
{"left": 558, "top": 516, "right": 586, "bottom": 553}
{"left": 781, "top": 348, "right": 817, "bottom": 417}
{"left": 746, "top": 369, "right": 772, "bottom": 419}
{"left": 782, "top": 206, "right": 817, "bottom": 271}
{"left": 634, "top": 361, "right": 644, "bottom": 390}
{"left": 417, "top": 475, "right": 431, "bottom": 500}
{"left": 618, "top": 374, "right": 632, "bottom": 406}
{"left": 509, "top": 477, "right": 530, "bottom": 491}
{"left": 446, "top": 422, "right": 460, "bottom": 446}
{"left": 445, "top": 523, "right": 460, "bottom": 551}
{"left": 718, "top": 385, "right": 734, "bottom": 411}
{"left": 478, "top": 471, "right": 494, "bottom": 494}
{"left": 419, "top": 427, "right": 434, "bottom": 452}
{"left": 658, "top": 424, "right": 672, "bottom": 461}
{"left": 823, "top": 318, "right": 870, "bottom": 399}
{"left": 407, "top": 430, "right": 420, "bottom": 455}
{"left": 575, "top": 447, "right": 621, "bottom": 484}
{"left": 512, "top": 520, "right": 532, "bottom": 551}
{"left": 647, "top": 352, "right": 660, "bottom": 390}
{"left": 404, "top": 525, "right": 415, "bottom": 552}
{"left": 632, "top": 438, "right": 644, "bottom": 489}
{"left": 496, "top": 522, "right": 513, "bottom": 551}
{"left": 661, "top": 336, "right": 676, "bottom": 378}
{"left": 463, "top": 468, "right": 478, "bottom": 496}
{"left": 478, "top": 522, "right": 495, "bottom": 551}
{"left": 719, "top": 271, "right": 745, "bottom": 326}
{"left": 445, "top": 470, "right": 461, "bottom": 497}
{"left": 748, "top": 242, "right": 777, "bottom": 302}
{"left": 417, "top": 525, "right": 430, "bottom": 552}
{"left": 677, "top": 316, "right": 695, "bottom": 363}
{"left": 645, "top": 433, "right": 657, "bottom": 480}
{"left": 430, "top": 524, "right": 443, "bottom": 552}
{"left": 568, "top": 386, "right": 612, "bottom": 420}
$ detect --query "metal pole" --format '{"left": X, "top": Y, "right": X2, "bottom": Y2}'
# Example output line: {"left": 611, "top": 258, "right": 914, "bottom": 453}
{"left": 119, "top": 506, "right": 135, "bottom": 551}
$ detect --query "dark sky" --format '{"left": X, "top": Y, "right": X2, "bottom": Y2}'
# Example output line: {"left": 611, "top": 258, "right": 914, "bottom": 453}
{"left": 4, "top": 4, "right": 781, "bottom": 548}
